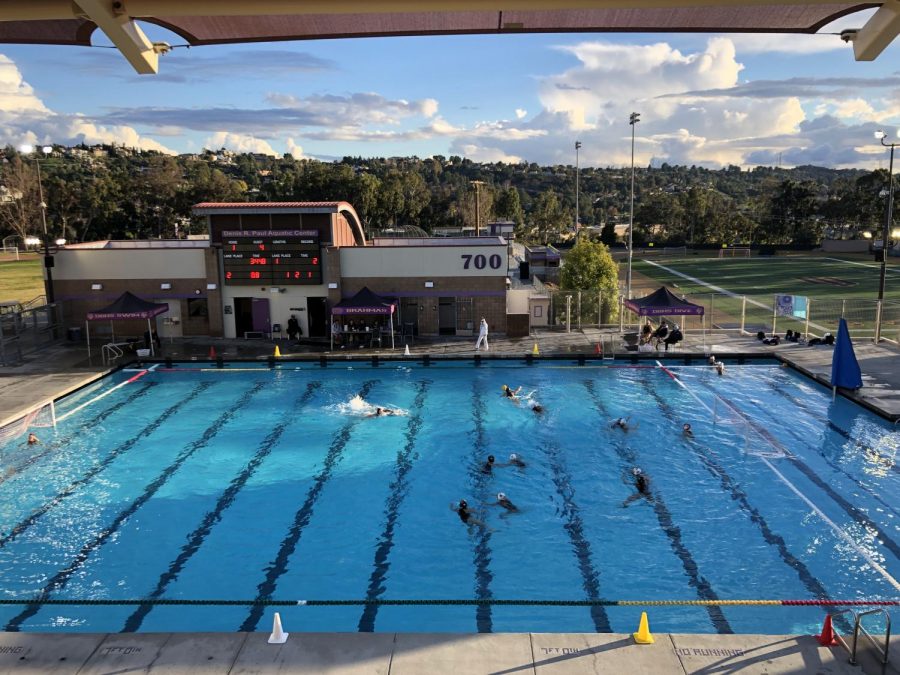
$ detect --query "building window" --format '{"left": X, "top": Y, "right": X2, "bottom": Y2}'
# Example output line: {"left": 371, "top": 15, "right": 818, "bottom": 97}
{"left": 187, "top": 298, "right": 209, "bottom": 319}
{"left": 533, "top": 305, "right": 543, "bottom": 318}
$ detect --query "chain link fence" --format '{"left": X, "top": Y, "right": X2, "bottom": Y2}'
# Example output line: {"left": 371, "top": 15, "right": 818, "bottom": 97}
{"left": 0, "top": 303, "right": 63, "bottom": 366}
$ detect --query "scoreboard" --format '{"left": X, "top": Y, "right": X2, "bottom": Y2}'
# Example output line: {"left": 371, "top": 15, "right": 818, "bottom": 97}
{"left": 222, "top": 230, "right": 321, "bottom": 285}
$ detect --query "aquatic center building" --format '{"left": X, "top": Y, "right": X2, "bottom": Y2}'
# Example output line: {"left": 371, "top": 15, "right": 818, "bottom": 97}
{"left": 51, "top": 202, "right": 516, "bottom": 341}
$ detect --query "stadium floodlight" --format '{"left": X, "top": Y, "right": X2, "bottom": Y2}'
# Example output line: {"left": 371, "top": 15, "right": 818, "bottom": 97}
{"left": 627, "top": 112, "right": 641, "bottom": 300}
{"left": 863, "top": 231, "right": 873, "bottom": 239}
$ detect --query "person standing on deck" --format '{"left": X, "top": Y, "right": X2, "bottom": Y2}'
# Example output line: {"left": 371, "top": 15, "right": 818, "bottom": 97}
{"left": 475, "top": 317, "right": 489, "bottom": 351}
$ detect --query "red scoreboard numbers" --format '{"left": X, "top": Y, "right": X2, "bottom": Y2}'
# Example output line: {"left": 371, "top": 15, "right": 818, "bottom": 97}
{"left": 222, "top": 231, "right": 322, "bottom": 285}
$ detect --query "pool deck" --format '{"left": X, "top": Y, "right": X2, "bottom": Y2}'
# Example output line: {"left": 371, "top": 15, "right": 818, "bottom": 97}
{"left": 0, "top": 629, "right": 885, "bottom": 674}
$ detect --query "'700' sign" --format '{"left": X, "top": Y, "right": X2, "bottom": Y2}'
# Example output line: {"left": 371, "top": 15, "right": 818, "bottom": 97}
{"left": 461, "top": 253, "right": 504, "bottom": 270}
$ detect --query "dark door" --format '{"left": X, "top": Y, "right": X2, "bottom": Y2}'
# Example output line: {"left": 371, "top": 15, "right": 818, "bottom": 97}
{"left": 438, "top": 297, "right": 456, "bottom": 335}
{"left": 251, "top": 298, "right": 271, "bottom": 334}
{"left": 307, "top": 297, "right": 328, "bottom": 337}
{"left": 234, "top": 297, "right": 254, "bottom": 337}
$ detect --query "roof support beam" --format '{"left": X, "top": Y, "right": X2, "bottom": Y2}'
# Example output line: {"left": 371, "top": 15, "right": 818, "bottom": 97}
{"left": 74, "top": 0, "right": 158, "bottom": 74}
{"left": 853, "top": 0, "right": 900, "bottom": 60}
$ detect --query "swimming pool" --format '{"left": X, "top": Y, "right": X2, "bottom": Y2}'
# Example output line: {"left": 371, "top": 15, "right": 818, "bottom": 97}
{"left": 0, "top": 359, "right": 897, "bottom": 635}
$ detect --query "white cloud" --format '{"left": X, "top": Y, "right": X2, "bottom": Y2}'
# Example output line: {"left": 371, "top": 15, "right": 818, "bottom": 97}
{"left": 205, "top": 131, "right": 277, "bottom": 155}
{"left": 515, "top": 108, "right": 527, "bottom": 119}
{"left": 285, "top": 137, "right": 306, "bottom": 159}
{"left": 266, "top": 91, "right": 438, "bottom": 126}
{"left": 0, "top": 53, "right": 173, "bottom": 153}
{"left": 455, "top": 144, "right": 523, "bottom": 164}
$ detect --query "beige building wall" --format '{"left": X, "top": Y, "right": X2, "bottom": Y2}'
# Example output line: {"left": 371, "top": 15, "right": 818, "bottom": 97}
{"left": 340, "top": 244, "right": 507, "bottom": 278}
{"left": 53, "top": 249, "right": 206, "bottom": 280}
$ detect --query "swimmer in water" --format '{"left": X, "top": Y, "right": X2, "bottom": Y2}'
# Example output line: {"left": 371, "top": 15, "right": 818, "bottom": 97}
{"left": 528, "top": 400, "right": 545, "bottom": 414}
{"left": 451, "top": 499, "right": 489, "bottom": 529}
{"left": 682, "top": 423, "right": 693, "bottom": 438}
{"left": 715, "top": 362, "right": 725, "bottom": 376}
{"left": 366, "top": 406, "right": 401, "bottom": 418}
{"left": 610, "top": 416, "right": 632, "bottom": 432}
{"left": 492, "top": 492, "right": 519, "bottom": 514}
{"left": 481, "top": 454, "right": 496, "bottom": 474}
{"left": 507, "top": 453, "right": 526, "bottom": 468}
{"left": 501, "top": 384, "right": 523, "bottom": 400}
{"left": 622, "top": 467, "right": 652, "bottom": 507}
{"left": 27, "top": 433, "right": 39, "bottom": 445}
{"left": 708, "top": 355, "right": 716, "bottom": 366}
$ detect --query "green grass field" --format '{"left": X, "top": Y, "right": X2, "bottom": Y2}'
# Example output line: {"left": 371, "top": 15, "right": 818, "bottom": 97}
{"left": 0, "top": 256, "right": 45, "bottom": 305}
{"left": 631, "top": 253, "right": 900, "bottom": 337}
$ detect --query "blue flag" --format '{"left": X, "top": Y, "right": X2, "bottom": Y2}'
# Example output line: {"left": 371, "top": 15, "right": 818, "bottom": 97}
{"left": 831, "top": 318, "right": 862, "bottom": 390}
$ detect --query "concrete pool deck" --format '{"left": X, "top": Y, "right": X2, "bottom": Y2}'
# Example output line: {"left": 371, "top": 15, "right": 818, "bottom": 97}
{"left": 0, "top": 629, "right": 882, "bottom": 674}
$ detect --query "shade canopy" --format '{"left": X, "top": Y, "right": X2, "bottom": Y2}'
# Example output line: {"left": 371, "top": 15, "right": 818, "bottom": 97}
{"left": 332, "top": 287, "right": 395, "bottom": 316}
{"left": 623, "top": 287, "right": 705, "bottom": 317}
{"left": 831, "top": 317, "right": 863, "bottom": 390}
{"left": 86, "top": 291, "right": 169, "bottom": 321}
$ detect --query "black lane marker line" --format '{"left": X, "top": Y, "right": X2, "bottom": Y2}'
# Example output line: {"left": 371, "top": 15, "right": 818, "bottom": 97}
{"left": 4, "top": 381, "right": 267, "bottom": 632}
{"left": 239, "top": 380, "right": 378, "bottom": 633}
{"left": 584, "top": 379, "right": 732, "bottom": 634}
{"left": 767, "top": 373, "right": 900, "bottom": 478}
{"left": 0, "top": 382, "right": 158, "bottom": 488}
{"left": 738, "top": 381, "right": 900, "bottom": 521}
{"left": 0, "top": 382, "right": 215, "bottom": 550}
{"left": 542, "top": 441, "right": 612, "bottom": 633}
{"left": 713, "top": 390, "right": 900, "bottom": 565}
{"left": 641, "top": 379, "right": 833, "bottom": 605}
{"left": 123, "top": 381, "right": 323, "bottom": 633}
{"left": 357, "top": 380, "right": 431, "bottom": 632}
{"left": 469, "top": 381, "right": 494, "bottom": 633}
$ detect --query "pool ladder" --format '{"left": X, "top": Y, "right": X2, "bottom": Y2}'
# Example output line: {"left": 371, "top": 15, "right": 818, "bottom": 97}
{"left": 827, "top": 608, "right": 892, "bottom": 671}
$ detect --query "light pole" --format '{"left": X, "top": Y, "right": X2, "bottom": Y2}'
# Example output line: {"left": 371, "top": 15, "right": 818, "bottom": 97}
{"left": 575, "top": 140, "right": 581, "bottom": 235}
{"left": 627, "top": 112, "right": 640, "bottom": 299}
{"left": 874, "top": 129, "right": 897, "bottom": 342}
{"left": 471, "top": 180, "right": 485, "bottom": 236}
{"left": 20, "top": 144, "right": 55, "bottom": 304}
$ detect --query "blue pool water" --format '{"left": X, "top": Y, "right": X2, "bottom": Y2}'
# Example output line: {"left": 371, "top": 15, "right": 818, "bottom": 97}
{"left": 0, "top": 360, "right": 897, "bottom": 635}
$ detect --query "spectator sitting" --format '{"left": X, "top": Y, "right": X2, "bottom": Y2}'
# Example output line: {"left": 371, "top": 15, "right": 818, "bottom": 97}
{"left": 762, "top": 334, "right": 780, "bottom": 346}
{"left": 640, "top": 320, "right": 654, "bottom": 344}
{"left": 652, "top": 321, "right": 669, "bottom": 347}
{"left": 756, "top": 330, "right": 766, "bottom": 341}
{"left": 663, "top": 326, "right": 683, "bottom": 351}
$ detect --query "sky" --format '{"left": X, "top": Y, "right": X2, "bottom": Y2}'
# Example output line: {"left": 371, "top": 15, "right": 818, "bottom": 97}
{"left": 0, "top": 9, "right": 898, "bottom": 170}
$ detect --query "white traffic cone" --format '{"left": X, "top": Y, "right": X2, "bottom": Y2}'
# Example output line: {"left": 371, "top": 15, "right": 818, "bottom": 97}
{"left": 268, "top": 612, "right": 289, "bottom": 644}
{"left": 404, "top": 344, "right": 411, "bottom": 356}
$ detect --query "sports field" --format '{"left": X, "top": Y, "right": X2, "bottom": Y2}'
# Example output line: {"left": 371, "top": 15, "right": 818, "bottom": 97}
{"left": 0, "top": 256, "right": 44, "bottom": 305}
{"left": 631, "top": 253, "right": 900, "bottom": 338}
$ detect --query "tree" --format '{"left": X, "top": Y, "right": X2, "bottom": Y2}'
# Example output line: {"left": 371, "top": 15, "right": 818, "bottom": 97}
{"left": 531, "top": 190, "right": 565, "bottom": 244}
{"left": 495, "top": 187, "right": 524, "bottom": 227}
{"left": 0, "top": 155, "right": 41, "bottom": 242}
{"left": 559, "top": 238, "right": 619, "bottom": 322}
{"left": 600, "top": 222, "right": 617, "bottom": 246}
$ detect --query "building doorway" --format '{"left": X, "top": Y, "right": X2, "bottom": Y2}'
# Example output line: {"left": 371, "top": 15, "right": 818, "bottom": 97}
{"left": 307, "top": 297, "right": 328, "bottom": 337}
{"left": 438, "top": 297, "right": 456, "bottom": 335}
{"left": 234, "top": 297, "right": 270, "bottom": 337}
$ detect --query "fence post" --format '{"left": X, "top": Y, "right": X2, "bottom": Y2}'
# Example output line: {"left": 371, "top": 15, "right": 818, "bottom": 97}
{"left": 598, "top": 291, "right": 602, "bottom": 327}
{"left": 841, "top": 299, "right": 846, "bottom": 320}
{"left": 710, "top": 293, "right": 715, "bottom": 330}
{"left": 549, "top": 293, "right": 554, "bottom": 330}
{"left": 619, "top": 295, "right": 625, "bottom": 333}
{"left": 566, "top": 294, "right": 571, "bottom": 333}
{"left": 740, "top": 296, "right": 746, "bottom": 335}
{"left": 805, "top": 299, "right": 811, "bottom": 339}
{"left": 577, "top": 291, "right": 582, "bottom": 330}
{"left": 874, "top": 300, "right": 883, "bottom": 343}
{"left": 771, "top": 295, "right": 777, "bottom": 336}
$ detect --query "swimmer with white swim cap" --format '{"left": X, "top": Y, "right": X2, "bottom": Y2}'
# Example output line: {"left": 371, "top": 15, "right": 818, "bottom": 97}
{"left": 494, "top": 492, "right": 518, "bottom": 513}
{"left": 507, "top": 453, "right": 526, "bottom": 468}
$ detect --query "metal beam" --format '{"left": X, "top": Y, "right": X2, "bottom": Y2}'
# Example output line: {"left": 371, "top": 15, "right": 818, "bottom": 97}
{"left": 853, "top": 0, "right": 900, "bottom": 60}
{"left": 74, "top": 0, "right": 158, "bottom": 74}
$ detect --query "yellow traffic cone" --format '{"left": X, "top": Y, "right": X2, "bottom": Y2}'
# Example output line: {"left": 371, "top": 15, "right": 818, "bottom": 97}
{"left": 632, "top": 611, "right": 654, "bottom": 644}
{"left": 274, "top": 345, "right": 282, "bottom": 357}
{"left": 532, "top": 343, "right": 540, "bottom": 356}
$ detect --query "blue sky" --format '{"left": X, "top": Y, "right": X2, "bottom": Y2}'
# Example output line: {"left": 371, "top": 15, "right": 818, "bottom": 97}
{"left": 0, "top": 9, "right": 898, "bottom": 169}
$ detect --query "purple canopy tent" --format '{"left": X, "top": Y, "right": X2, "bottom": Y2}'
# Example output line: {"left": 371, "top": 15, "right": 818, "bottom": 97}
{"left": 331, "top": 287, "right": 395, "bottom": 351}
{"left": 85, "top": 291, "right": 169, "bottom": 358}
{"left": 623, "top": 286, "right": 706, "bottom": 347}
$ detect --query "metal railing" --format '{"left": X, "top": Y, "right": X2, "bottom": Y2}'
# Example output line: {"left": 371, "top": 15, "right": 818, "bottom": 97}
{"left": 829, "top": 607, "right": 892, "bottom": 668}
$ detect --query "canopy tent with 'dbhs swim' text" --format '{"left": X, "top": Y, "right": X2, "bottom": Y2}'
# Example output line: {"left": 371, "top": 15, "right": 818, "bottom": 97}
{"left": 85, "top": 291, "right": 168, "bottom": 358}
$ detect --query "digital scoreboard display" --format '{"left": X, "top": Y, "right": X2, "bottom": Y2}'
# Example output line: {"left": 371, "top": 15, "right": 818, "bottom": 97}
{"left": 222, "top": 229, "right": 321, "bottom": 285}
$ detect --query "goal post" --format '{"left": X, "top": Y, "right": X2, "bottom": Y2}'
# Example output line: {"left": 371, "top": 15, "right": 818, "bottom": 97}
{"left": 718, "top": 247, "right": 751, "bottom": 258}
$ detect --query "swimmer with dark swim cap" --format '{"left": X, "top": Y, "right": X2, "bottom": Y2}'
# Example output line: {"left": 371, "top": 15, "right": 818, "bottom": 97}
{"left": 27, "top": 433, "right": 39, "bottom": 445}
{"left": 481, "top": 455, "right": 496, "bottom": 474}
{"left": 682, "top": 423, "right": 693, "bottom": 438}
{"left": 451, "top": 499, "right": 489, "bottom": 529}
{"left": 622, "top": 467, "right": 652, "bottom": 507}
{"left": 610, "top": 416, "right": 632, "bottom": 431}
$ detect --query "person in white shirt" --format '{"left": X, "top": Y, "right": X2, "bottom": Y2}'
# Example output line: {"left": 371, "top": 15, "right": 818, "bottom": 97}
{"left": 475, "top": 317, "right": 489, "bottom": 351}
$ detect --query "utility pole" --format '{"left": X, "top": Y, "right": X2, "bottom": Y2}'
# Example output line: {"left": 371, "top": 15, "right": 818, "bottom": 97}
{"left": 627, "top": 112, "right": 640, "bottom": 300}
{"left": 471, "top": 180, "right": 485, "bottom": 236}
{"left": 575, "top": 141, "right": 581, "bottom": 235}
{"left": 874, "top": 129, "right": 897, "bottom": 342}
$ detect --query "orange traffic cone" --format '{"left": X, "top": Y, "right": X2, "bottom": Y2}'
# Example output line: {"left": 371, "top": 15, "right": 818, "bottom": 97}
{"left": 209, "top": 345, "right": 216, "bottom": 359}
{"left": 817, "top": 615, "right": 838, "bottom": 646}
